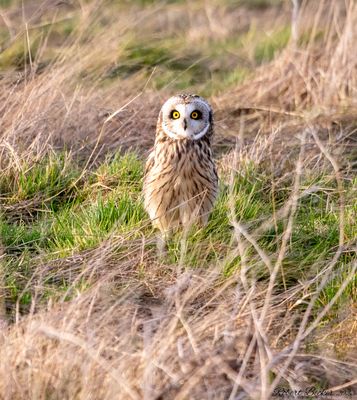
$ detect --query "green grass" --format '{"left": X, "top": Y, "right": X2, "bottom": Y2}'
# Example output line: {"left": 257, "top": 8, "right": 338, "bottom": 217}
{"left": 99, "top": 11, "right": 291, "bottom": 93}
{"left": 0, "top": 153, "right": 79, "bottom": 200}
{"left": 1, "top": 150, "right": 355, "bottom": 317}
{"left": 0, "top": 33, "right": 41, "bottom": 69}
{"left": 0, "top": 0, "right": 291, "bottom": 100}
{"left": 0, "top": 218, "right": 46, "bottom": 252}
{"left": 0, "top": 0, "right": 13, "bottom": 7}
{"left": 254, "top": 26, "right": 290, "bottom": 64}
{"left": 229, "top": 0, "right": 283, "bottom": 9}
{"left": 48, "top": 192, "right": 146, "bottom": 253}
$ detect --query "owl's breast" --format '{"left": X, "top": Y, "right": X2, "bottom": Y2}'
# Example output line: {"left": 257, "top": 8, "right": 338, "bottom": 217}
{"left": 143, "top": 140, "right": 218, "bottom": 229}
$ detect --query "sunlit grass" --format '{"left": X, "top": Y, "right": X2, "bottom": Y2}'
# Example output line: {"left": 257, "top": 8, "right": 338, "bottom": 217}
{"left": 1, "top": 149, "right": 354, "bottom": 316}
{"left": 0, "top": 0, "right": 355, "bottom": 395}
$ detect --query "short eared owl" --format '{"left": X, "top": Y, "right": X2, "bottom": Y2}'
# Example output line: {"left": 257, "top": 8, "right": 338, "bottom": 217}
{"left": 143, "top": 94, "right": 218, "bottom": 237}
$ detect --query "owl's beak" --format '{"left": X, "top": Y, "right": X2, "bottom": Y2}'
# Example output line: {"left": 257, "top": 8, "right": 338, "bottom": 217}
{"left": 183, "top": 118, "right": 187, "bottom": 130}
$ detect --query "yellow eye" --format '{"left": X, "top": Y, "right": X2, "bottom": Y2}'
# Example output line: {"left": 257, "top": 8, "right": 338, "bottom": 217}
{"left": 191, "top": 111, "right": 200, "bottom": 119}
{"left": 171, "top": 110, "right": 180, "bottom": 119}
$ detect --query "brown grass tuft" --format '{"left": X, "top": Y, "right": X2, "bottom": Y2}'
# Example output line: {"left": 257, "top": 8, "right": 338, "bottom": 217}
{"left": 0, "top": 0, "right": 356, "bottom": 398}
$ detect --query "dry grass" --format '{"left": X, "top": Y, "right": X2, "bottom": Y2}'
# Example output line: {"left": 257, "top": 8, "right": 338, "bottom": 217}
{"left": 0, "top": 0, "right": 356, "bottom": 399}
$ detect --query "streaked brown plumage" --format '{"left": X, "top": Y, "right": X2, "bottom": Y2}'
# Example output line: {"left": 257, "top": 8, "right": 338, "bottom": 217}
{"left": 143, "top": 94, "right": 218, "bottom": 237}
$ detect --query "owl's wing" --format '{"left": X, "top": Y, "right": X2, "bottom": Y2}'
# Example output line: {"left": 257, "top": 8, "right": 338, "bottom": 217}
{"left": 144, "top": 149, "right": 155, "bottom": 178}
{"left": 213, "top": 163, "right": 219, "bottom": 184}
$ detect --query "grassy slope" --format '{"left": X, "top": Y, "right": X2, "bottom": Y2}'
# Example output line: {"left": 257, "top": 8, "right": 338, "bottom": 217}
{"left": 0, "top": 0, "right": 356, "bottom": 398}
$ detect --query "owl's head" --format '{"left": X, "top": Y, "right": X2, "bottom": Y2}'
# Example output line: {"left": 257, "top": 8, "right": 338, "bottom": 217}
{"left": 158, "top": 94, "right": 213, "bottom": 141}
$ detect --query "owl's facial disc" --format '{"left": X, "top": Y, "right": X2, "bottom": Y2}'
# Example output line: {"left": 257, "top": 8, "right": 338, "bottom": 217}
{"left": 161, "top": 96, "right": 211, "bottom": 140}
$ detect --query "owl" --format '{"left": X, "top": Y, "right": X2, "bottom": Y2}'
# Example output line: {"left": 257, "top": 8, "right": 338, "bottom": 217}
{"left": 143, "top": 94, "right": 218, "bottom": 245}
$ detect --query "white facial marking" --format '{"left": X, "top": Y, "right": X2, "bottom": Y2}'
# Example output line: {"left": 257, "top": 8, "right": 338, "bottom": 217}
{"left": 161, "top": 97, "right": 211, "bottom": 141}
{"left": 193, "top": 124, "right": 210, "bottom": 140}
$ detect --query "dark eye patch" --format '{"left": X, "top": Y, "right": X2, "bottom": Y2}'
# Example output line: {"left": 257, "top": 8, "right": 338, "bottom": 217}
{"left": 170, "top": 110, "right": 180, "bottom": 119}
{"left": 190, "top": 110, "right": 202, "bottom": 120}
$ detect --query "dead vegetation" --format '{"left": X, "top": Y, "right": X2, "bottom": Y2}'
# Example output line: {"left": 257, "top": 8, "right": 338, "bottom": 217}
{"left": 0, "top": 0, "right": 356, "bottom": 399}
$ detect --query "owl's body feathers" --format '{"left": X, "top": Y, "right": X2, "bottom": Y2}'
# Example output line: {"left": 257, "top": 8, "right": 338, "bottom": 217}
{"left": 143, "top": 94, "right": 218, "bottom": 234}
